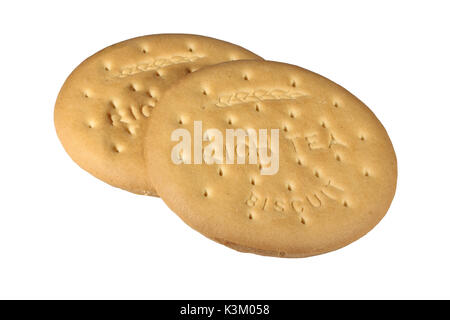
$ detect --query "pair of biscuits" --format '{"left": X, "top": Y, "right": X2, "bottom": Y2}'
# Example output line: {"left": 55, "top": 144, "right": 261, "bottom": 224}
{"left": 55, "top": 34, "right": 397, "bottom": 257}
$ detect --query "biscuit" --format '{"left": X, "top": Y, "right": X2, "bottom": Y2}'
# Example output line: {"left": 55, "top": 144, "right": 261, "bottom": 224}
{"left": 145, "top": 60, "right": 397, "bottom": 257}
{"left": 54, "top": 34, "right": 262, "bottom": 195}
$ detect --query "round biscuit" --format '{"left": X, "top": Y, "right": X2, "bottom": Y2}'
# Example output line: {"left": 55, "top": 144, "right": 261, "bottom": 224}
{"left": 54, "top": 34, "right": 262, "bottom": 195}
{"left": 145, "top": 60, "right": 397, "bottom": 257}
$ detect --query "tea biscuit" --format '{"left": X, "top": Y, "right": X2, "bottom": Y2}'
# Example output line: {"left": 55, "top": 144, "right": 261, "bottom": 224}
{"left": 54, "top": 34, "right": 262, "bottom": 195}
{"left": 145, "top": 60, "right": 397, "bottom": 257}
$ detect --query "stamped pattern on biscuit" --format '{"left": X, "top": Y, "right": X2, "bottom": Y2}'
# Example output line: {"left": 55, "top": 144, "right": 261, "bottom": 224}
{"left": 113, "top": 55, "right": 202, "bottom": 78}
{"left": 215, "top": 89, "right": 307, "bottom": 107}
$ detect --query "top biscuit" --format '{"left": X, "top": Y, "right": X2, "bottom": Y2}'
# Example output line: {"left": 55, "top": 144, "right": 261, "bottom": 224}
{"left": 145, "top": 60, "right": 397, "bottom": 257}
{"left": 54, "top": 34, "right": 262, "bottom": 195}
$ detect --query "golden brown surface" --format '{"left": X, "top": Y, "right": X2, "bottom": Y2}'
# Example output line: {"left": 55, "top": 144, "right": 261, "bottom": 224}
{"left": 145, "top": 60, "right": 397, "bottom": 257}
{"left": 54, "top": 34, "right": 262, "bottom": 195}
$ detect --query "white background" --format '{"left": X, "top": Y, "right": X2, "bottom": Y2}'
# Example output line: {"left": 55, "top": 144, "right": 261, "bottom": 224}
{"left": 0, "top": 0, "right": 449, "bottom": 299}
